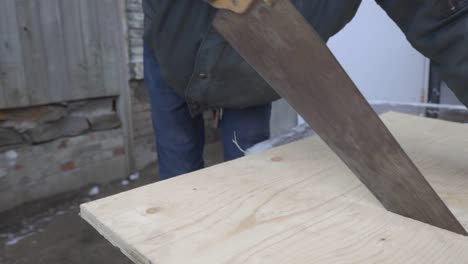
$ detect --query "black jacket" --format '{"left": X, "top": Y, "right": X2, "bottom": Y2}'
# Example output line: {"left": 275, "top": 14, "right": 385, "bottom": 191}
{"left": 144, "top": 0, "right": 468, "bottom": 115}
{"left": 143, "top": 0, "right": 361, "bottom": 115}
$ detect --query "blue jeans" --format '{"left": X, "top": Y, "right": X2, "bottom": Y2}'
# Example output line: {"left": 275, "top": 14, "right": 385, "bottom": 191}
{"left": 144, "top": 46, "right": 271, "bottom": 180}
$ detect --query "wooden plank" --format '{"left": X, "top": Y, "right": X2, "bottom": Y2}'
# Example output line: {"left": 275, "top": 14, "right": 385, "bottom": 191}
{"left": 79, "top": 0, "right": 105, "bottom": 99}
{"left": 15, "top": 0, "right": 50, "bottom": 106}
{"left": 38, "top": 0, "right": 68, "bottom": 102}
{"left": 81, "top": 113, "right": 468, "bottom": 264}
{"left": 213, "top": 1, "right": 466, "bottom": 235}
{"left": 2, "top": 0, "right": 126, "bottom": 108}
{"left": 0, "top": 0, "right": 28, "bottom": 108}
{"left": 96, "top": 0, "right": 122, "bottom": 96}
{"left": 115, "top": 0, "right": 136, "bottom": 175}
{"left": 59, "top": 0, "right": 89, "bottom": 100}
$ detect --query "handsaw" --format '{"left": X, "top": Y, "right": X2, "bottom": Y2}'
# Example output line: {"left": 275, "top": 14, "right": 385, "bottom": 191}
{"left": 208, "top": 0, "right": 467, "bottom": 235}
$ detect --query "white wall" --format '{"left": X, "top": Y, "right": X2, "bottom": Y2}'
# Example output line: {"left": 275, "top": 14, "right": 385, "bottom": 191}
{"left": 298, "top": 0, "right": 430, "bottom": 125}
{"left": 327, "top": 0, "right": 430, "bottom": 103}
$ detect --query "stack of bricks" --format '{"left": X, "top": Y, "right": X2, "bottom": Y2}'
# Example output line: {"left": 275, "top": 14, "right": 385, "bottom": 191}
{"left": 126, "top": 0, "right": 144, "bottom": 80}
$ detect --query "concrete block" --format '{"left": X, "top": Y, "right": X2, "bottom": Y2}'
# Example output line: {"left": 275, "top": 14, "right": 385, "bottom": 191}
{"left": 62, "top": 116, "right": 90, "bottom": 137}
{"left": 0, "top": 105, "right": 67, "bottom": 132}
{"left": 70, "top": 98, "right": 121, "bottom": 131}
{"left": 70, "top": 98, "right": 114, "bottom": 118}
{"left": 27, "top": 122, "right": 63, "bottom": 144}
{"left": 27, "top": 116, "right": 89, "bottom": 144}
{"left": 127, "top": 12, "right": 144, "bottom": 22}
{"left": 129, "top": 38, "right": 143, "bottom": 47}
{"left": 128, "top": 28, "right": 143, "bottom": 38}
{"left": 0, "top": 128, "right": 24, "bottom": 147}
{"left": 88, "top": 114, "right": 121, "bottom": 131}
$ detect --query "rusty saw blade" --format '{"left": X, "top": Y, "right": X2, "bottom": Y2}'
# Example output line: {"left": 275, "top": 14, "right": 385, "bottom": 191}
{"left": 213, "top": 0, "right": 466, "bottom": 235}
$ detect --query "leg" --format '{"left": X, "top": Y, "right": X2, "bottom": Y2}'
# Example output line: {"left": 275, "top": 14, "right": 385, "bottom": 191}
{"left": 220, "top": 103, "right": 272, "bottom": 161}
{"left": 376, "top": 0, "right": 468, "bottom": 106}
{"left": 144, "top": 45, "right": 205, "bottom": 180}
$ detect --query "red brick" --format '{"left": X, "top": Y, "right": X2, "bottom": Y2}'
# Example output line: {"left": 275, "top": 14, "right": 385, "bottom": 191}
{"left": 113, "top": 147, "right": 126, "bottom": 156}
{"left": 61, "top": 161, "right": 76, "bottom": 171}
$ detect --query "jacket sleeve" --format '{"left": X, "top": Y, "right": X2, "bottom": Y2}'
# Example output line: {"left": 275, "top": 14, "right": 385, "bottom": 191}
{"left": 376, "top": 0, "right": 468, "bottom": 107}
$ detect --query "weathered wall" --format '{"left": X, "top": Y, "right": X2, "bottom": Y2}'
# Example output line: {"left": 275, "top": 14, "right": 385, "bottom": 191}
{"left": 0, "top": 0, "right": 140, "bottom": 213}
{"left": 0, "top": 98, "right": 127, "bottom": 212}
{"left": 0, "top": 0, "right": 126, "bottom": 109}
{"left": 0, "top": 128, "right": 127, "bottom": 212}
{"left": 0, "top": 98, "right": 120, "bottom": 148}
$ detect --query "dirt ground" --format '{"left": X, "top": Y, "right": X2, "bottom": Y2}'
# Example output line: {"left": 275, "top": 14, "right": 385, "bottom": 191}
{"left": 0, "top": 142, "right": 223, "bottom": 264}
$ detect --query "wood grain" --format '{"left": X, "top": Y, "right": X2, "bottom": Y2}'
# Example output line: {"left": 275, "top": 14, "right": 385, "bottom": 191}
{"left": 39, "top": 0, "right": 68, "bottom": 102}
{"left": 96, "top": 0, "right": 124, "bottom": 97}
{"left": 79, "top": 0, "right": 106, "bottom": 100}
{"left": 81, "top": 113, "right": 468, "bottom": 264}
{"left": 213, "top": 0, "right": 466, "bottom": 235}
{"left": 0, "top": 0, "right": 28, "bottom": 108}
{"left": 15, "top": 0, "right": 50, "bottom": 105}
{"left": 59, "top": 0, "right": 88, "bottom": 99}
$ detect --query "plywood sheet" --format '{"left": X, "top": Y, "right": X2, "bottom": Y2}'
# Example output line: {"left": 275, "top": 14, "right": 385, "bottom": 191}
{"left": 81, "top": 113, "right": 468, "bottom": 264}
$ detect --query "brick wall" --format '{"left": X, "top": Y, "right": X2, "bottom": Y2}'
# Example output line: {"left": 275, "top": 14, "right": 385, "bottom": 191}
{"left": 0, "top": 97, "right": 129, "bottom": 212}
{"left": 0, "top": 128, "right": 127, "bottom": 212}
{"left": 125, "top": 0, "right": 158, "bottom": 170}
{"left": 0, "top": 2, "right": 152, "bottom": 213}
{"left": 126, "top": 0, "right": 144, "bottom": 80}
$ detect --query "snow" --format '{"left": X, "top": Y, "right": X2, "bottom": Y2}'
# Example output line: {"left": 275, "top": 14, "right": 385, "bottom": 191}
{"left": 129, "top": 172, "right": 140, "bottom": 181}
{"left": 4, "top": 233, "right": 35, "bottom": 246}
{"left": 5, "top": 150, "right": 18, "bottom": 160}
{"left": 246, "top": 124, "right": 314, "bottom": 155}
{"left": 4, "top": 150, "right": 18, "bottom": 166}
{"left": 121, "top": 180, "right": 129, "bottom": 186}
{"left": 88, "top": 186, "right": 100, "bottom": 196}
{"left": 369, "top": 100, "right": 467, "bottom": 110}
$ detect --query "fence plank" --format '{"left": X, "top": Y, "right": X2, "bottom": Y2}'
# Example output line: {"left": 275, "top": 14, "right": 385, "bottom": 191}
{"left": 0, "top": 0, "right": 28, "bottom": 109}
{"left": 59, "top": 0, "right": 88, "bottom": 100}
{"left": 2, "top": 0, "right": 125, "bottom": 109}
{"left": 79, "top": 0, "right": 105, "bottom": 99}
{"left": 39, "top": 0, "right": 68, "bottom": 102}
{"left": 97, "top": 0, "right": 123, "bottom": 96}
{"left": 15, "top": 0, "right": 50, "bottom": 106}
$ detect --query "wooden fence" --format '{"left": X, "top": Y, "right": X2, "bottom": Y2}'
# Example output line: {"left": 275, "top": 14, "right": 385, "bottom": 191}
{"left": 0, "top": 0, "right": 128, "bottom": 109}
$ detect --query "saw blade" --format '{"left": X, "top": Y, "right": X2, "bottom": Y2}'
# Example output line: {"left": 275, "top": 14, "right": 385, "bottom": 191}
{"left": 213, "top": 0, "right": 466, "bottom": 235}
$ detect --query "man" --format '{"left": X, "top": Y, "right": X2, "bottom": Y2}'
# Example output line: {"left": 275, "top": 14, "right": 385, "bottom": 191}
{"left": 144, "top": 0, "right": 468, "bottom": 180}
{"left": 144, "top": 45, "right": 271, "bottom": 180}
